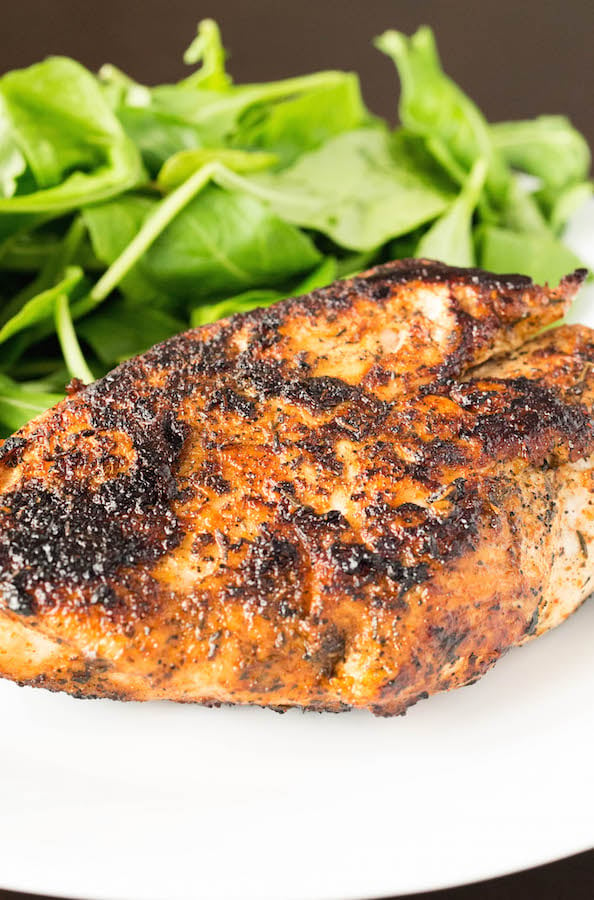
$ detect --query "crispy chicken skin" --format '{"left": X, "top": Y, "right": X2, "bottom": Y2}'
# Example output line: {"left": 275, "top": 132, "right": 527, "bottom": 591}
{"left": 0, "top": 260, "right": 592, "bottom": 715}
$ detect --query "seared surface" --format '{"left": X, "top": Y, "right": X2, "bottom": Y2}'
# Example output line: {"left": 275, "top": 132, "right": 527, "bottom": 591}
{"left": 0, "top": 259, "right": 592, "bottom": 714}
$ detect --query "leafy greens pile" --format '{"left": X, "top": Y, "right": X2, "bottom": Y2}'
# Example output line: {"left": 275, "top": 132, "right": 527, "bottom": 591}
{"left": 0, "top": 20, "right": 590, "bottom": 436}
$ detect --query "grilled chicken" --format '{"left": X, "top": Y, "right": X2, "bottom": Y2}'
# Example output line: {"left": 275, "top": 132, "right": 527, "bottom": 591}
{"left": 0, "top": 260, "right": 592, "bottom": 715}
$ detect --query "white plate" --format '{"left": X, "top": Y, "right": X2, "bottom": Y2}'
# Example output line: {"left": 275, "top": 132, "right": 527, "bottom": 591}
{"left": 1, "top": 203, "right": 593, "bottom": 900}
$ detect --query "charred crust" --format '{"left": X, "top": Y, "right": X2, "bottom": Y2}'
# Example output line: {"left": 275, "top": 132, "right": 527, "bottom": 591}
{"left": 454, "top": 376, "right": 594, "bottom": 464}
{"left": 90, "top": 584, "right": 119, "bottom": 607}
{"left": 224, "top": 528, "right": 306, "bottom": 618}
{"left": 379, "top": 666, "right": 414, "bottom": 701}
{"left": 195, "top": 458, "right": 231, "bottom": 496}
{"left": 0, "top": 580, "right": 34, "bottom": 615}
{"left": 282, "top": 376, "right": 357, "bottom": 411}
{"left": 0, "top": 436, "right": 27, "bottom": 468}
{"left": 353, "top": 259, "right": 586, "bottom": 296}
{"left": 65, "top": 377, "right": 85, "bottom": 396}
{"left": 0, "top": 259, "right": 591, "bottom": 712}
{"left": 205, "top": 387, "right": 257, "bottom": 420}
{"left": 354, "top": 259, "right": 532, "bottom": 293}
{"left": 365, "top": 480, "right": 488, "bottom": 576}
{"left": 558, "top": 268, "right": 589, "bottom": 290}
{"left": 287, "top": 505, "right": 349, "bottom": 534}
{"left": 328, "top": 537, "right": 430, "bottom": 599}
{"left": 296, "top": 429, "right": 344, "bottom": 475}
{"left": 0, "top": 406, "right": 189, "bottom": 615}
{"left": 70, "top": 657, "right": 113, "bottom": 685}
{"left": 234, "top": 356, "right": 285, "bottom": 398}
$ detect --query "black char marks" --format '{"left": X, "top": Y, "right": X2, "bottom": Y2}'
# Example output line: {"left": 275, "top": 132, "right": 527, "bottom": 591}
{"left": 0, "top": 399, "right": 189, "bottom": 615}
{"left": 0, "top": 260, "right": 588, "bottom": 629}
{"left": 206, "top": 387, "right": 257, "bottom": 421}
{"left": 453, "top": 376, "right": 594, "bottom": 463}
{"left": 226, "top": 527, "right": 306, "bottom": 619}
{"left": 0, "top": 436, "right": 27, "bottom": 468}
{"left": 287, "top": 504, "right": 349, "bottom": 537}
{"left": 353, "top": 259, "right": 531, "bottom": 294}
{"left": 328, "top": 538, "right": 428, "bottom": 601}
{"left": 328, "top": 481, "right": 493, "bottom": 601}
{"left": 283, "top": 376, "right": 356, "bottom": 412}
{"left": 234, "top": 353, "right": 364, "bottom": 416}
{"left": 350, "top": 258, "right": 585, "bottom": 296}
{"left": 229, "top": 504, "right": 352, "bottom": 618}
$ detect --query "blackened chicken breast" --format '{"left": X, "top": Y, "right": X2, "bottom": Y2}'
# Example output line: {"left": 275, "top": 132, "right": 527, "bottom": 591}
{"left": 0, "top": 260, "right": 592, "bottom": 715}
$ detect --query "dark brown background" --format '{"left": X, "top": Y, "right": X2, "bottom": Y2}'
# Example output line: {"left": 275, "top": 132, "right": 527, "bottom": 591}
{"left": 0, "top": 1, "right": 592, "bottom": 898}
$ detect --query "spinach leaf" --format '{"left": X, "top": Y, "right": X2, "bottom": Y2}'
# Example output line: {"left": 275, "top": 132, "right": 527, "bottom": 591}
{"left": 105, "top": 104, "right": 205, "bottom": 180}
{"left": 85, "top": 183, "right": 321, "bottom": 306}
{"left": 0, "top": 374, "right": 63, "bottom": 434}
{"left": 491, "top": 116, "right": 591, "bottom": 191}
{"left": 54, "top": 292, "right": 95, "bottom": 383}
{"left": 376, "top": 27, "right": 509, "bottom": 203}
{"left": 154, "top": 72, "right": 366, "bottom": 149}
{"left": 292, "top": 255, "right": 338, "bottom": 293}
{"left": 191, "top": 255, "right": 338, "bottom": 326}
{"left": 499, "top": 175, "right": 550, "bottom": 233}
{"left": 9, "top": 358, "right": 67, "bottom": 385}
{"left": 536, "top": 180, "right": 593, "bottom": 234}
{"left": 335, "top": 249, "right": 378, "bottom": 279}
{"left": 0, "top": 216, "right": 88, "bottom": 328}
{"left": 0, "top": 115, "right": 26, "bottom": 199}
{"left": 245, "top": 128, "right": 452, "bottom": 250}
{"left": 417, "top": 158, "right": 487, "bottom": 265}
{"left": 78, "top": 300, "right": 184, "bottom": 364}
{"left": 143, "top": 185, "right": 321, "bottom": 300}
{"left": 83, "top": 195, "right": 170, "bottom": 306}
{"left": 157, "top": 148, "right": 278, "bottom": 191}
{"left": 0, "top": 229, "right": 77, "bottom": 273}
{"left": 0, "top": 266, "right": 84, "bottom": 345}
{"left": 107, "top": 66, "right": 368, "bottom": 177}
{"left": 478, "top": 225, "right": 584, "bottom": 285}
{"left": 191, "top": 288, "right": 281, "bottom": 326}
{"left": 0, "top": 58, "right": 143, "bottom": 221}
{"left": 231, "top": 73, "right": 369, "bottom": 167}
{"left": 181, "top": 18, "right": 231, "bottom": 91}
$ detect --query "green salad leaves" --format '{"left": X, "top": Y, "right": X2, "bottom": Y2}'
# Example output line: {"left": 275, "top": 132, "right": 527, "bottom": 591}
{"left": 0, "top": 18, "right": 590, "bottom": 436}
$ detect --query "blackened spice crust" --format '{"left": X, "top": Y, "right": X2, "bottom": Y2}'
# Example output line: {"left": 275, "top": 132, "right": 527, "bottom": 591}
{"left": 0, "top": 408, "right": 188, "bottom": 615}
{"left": 0, "top": 258, "right": 591, "bottom": 717}
{"left": 0, "top": 436, "right": 27, "bottom": 468}
{"left": 0, "top": 259, "right": 589, "bottom": 619}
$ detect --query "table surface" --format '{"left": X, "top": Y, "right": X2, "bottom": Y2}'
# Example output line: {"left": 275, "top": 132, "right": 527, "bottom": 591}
{"left": 0, "top": 2, "right": 592, "bottom": 899}
{"left": 0, "top": 851, "right": 592, "bottom": 900}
